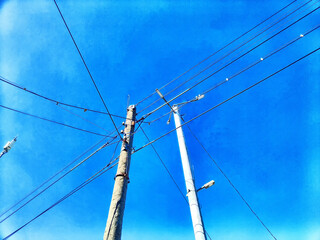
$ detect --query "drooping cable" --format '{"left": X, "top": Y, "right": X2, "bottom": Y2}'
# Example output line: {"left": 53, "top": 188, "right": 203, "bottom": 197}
{"left": 0, "top": 104, "right": 109, "bottom": 137}
{"left": 0, "top": 136, "right": 120, "bottom": 224}
{"left": 135, "top": 0, "right": 298, "bottom": 107}
{"left": 135, "top": 46, "right": 320, "bottom": 153}
{"left": 57, "top": 103, "right": 110, "bottom": 132}
{"left": 53, "top": 0, "right": 122, "bottom": 139}
{"left": 140, "top": 5, "right": 320, "bottom": 120}
{"left": 0, "top": 76, "right": 128, "bottom": 120}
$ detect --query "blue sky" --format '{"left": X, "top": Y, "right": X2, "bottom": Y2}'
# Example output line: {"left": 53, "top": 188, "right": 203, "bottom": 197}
{"left": 0, "top": 0, "right": 319, "bottom": 239}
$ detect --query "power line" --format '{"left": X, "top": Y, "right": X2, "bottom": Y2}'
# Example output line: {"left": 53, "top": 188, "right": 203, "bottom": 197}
{"left": 205, "top": 230, "right": 213, "bottom": 240}
{"left": 0, "top": 136, "right": 109, "bottom": 219}
{"left": 0, "top": 136, "right": 120, "bottom": 224}
{"left": 135, "top": 0, "right": 298, "bottom": 107}
{"left": 0, "top": 76, "right": 129, "bottom": 120}
{"left": 141, "top": 1, "right": 319, "bottom": 118}
{"left": 140, "top": 126, "right": 214, "bottom": 239}
{"left": 53, "top": 0, "right": 122, "bottom": 139}
{"left": 199, "top": 24, "right": 320, "bottom": 96}
{"left": 185, "top": 125, "right": 277, "bottom": 240}
{"left": 140, "top": 5, "right": 320, "bottom": 120}
{"left": 0, "top": 104, "right": 110, "bottom": 137}
{"left": 146, "top": 24, "right": 320, "bottom": 125}
{"left": 3, "top": 156, "right": 120, "bottom": 240}
{"left": 136, "top": 0, "right": 309, "bottom": 115}
{"left": 135, "top": 46, "right": 320, "bottom": 153}
{"left": 57, "top": 104, "right": 110, "bottom": 132}
{"left": 140, "top": 126, "right": 188, "bottom": 204}
{"left": 9, "top": 42, "right": 313, "bottom": 230}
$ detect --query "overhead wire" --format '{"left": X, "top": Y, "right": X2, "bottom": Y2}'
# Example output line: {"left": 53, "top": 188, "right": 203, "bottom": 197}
{"left": 140, "top": 125, "right": 214, "bottom": 240}
{"left": 146, "top": 104, "right": 187, "bottom": 125}
{"left": 201, "top": 25, "right": 320, "bottom": 94}
{"left": 0, "top": 135, "right": 110, "bottom": 219}
{"left": 5, "top": 44, "right": 314, "bottom": 234}
{"left": 53, "top": 0, "right": 122, "bottom": 139}
{"left": 0, "top": 76, "right": 128, "bottom": 120}
{"left": 135, "top": 46, "right": 320, "bottom": 153}
{"left": 0, "top": 136, "right": 120, "bottom": 224}
{"left": 2, "top": 155, "right": 120, "bottom": 240}
{"left": 145, "top": 23, "right": 320, "bottom": 125}
{"left": 202, "top": 0, "right": 320, "bottom": 81}
{"left": 129, "top": 44, "right": 320, "bottom": 240}
{"left": 140, "top": 126, "right": 188, "bottom": 204}
{"left": 135, "top": 0, "right": 298, "bottom": 107}
{"left": 139, "top": 0, "right": 317, "bottom": 117}
{"left": 185, "top": 124, "right": 277, "bottom": 239}
{"left": 200, "top": 24, "right": 320, "bottom": 97}
{"left": 140, "top": 4, "right": 320, "bottom": 121}
{"left": 136, "top": 0, "right": 308, "bottom": 115}
{"left": 2, "top": 1, "right": 315, "bottom": 237}
{"left": 0, "top": 104, "right": 110, "bottom": 137}
{"left": 6, "top": 15, "right": 312, "bottom": 226}
{"left": 57, "top": 103, "right": 110, "bottom": 133}
{"left": 1, "top": 1, "right": 307, "bottom": 238}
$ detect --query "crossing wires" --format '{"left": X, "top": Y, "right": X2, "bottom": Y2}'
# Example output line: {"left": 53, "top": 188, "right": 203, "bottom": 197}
{"left": 53, "top": 0, "right": 122, "bottom": 139}
{"left": 0, "top": 76, "right": 128, "bottom": 120}
{"left": 2, "top": 153, "right": 121, "bottom": 240}
{"left": 135, "top": 46, "right": 320, "bottom": 153}
{"left": 0, "top": 136, "right": 120, "bottom": 224}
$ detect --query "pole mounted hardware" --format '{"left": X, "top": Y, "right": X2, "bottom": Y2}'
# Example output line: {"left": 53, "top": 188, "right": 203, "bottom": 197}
{"left": 0, "top": 136, "right": 18, "bottom": 159}
{"left": 104, "top": 105, "right": 136, "bottom": 240}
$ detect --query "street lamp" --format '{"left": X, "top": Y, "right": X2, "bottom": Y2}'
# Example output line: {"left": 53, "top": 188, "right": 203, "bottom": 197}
{"left": 197, "top": 180, "right": 215, "bottom": 192}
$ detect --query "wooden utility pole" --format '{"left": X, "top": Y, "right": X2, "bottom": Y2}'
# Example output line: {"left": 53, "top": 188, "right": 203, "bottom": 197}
{"left": 103, "top": 105, "right": 136, "bottom": 240}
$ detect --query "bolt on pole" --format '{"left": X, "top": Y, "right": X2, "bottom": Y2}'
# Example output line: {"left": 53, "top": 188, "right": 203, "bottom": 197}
{"left": 103, "top": 105, "right": 136, "bottom": 240}
{"left": 173, "top": 105, "right": 207, "bottom": 240}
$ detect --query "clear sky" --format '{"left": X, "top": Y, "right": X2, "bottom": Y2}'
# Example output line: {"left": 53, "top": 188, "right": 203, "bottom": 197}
{"left": 0, "top": 0, "right": 319, "bottom": 240}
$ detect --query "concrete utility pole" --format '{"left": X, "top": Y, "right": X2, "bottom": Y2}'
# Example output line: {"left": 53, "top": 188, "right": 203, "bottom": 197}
{"left": 173, "top": 105, "right": 207, "bottom": 240}
{"left": 103, "top": 105, "right": 136, "bottom": 240}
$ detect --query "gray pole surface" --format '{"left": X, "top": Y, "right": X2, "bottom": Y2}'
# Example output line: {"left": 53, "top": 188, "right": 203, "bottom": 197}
{"left": 173, "top": 105, "right": 207, "bottom": 240}
{"left": 103, "top": 105, "right": 136, "bottom": 240}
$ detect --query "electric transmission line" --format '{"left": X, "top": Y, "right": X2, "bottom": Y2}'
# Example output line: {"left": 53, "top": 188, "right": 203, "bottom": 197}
{"left": 140, "top": 5, "right": 320, "bottom": 121}
{"left": 136, "top": 0, "right": 312, "bottom": 115}
{"left": 0, "top": 136, "right": 120, "bottom": 224}
{"left": 0, "top": 104, "right": 110, "bottom": 137}
{"left": 135, "top": 0, "right": 299, "bottom": 108}
{"left": 0, "top": 76, "right": 129, "bottom": 120}
{"left": 135, "top": 46, "right": 320, "bottom": 153}
{"left": 53, "top": 0, "right": 122, "bottom": 138}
